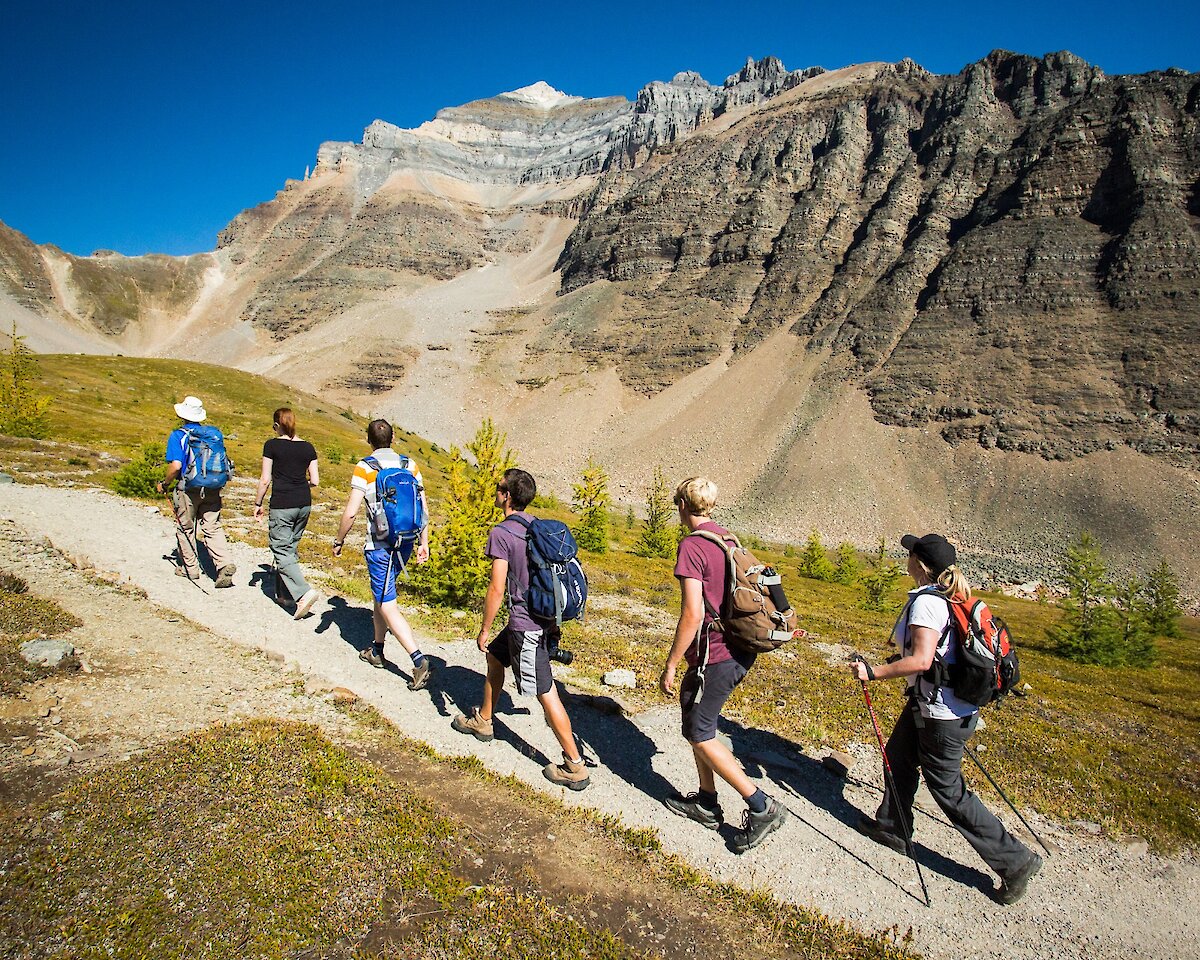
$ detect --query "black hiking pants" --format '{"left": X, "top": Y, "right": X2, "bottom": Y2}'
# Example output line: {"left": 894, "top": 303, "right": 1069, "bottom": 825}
{"left": 875, "top": 702, "right": 1032, "bottom": 880}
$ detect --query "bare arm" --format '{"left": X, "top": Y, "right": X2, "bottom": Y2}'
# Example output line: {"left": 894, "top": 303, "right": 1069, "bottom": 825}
{"left": 254, "top": 457, "right": 273, "bottom": 520}
{"left": 415, "top": 489, "right": 430, "bottom": 563}
{"left": 851, "top": 624, "right": 939, "bottom": 682}
{"left": 475, "top": 558, "right": 507, "bottom": 652}
{"left": 332, "top": 487, "right": 365, "bottom": 556}
{"left": 661, "top": 576, "right": 704, "bottom": 694}
{"left": 157, "top": 460, "right": 183, "bottom": 494}
{"left": 307, "top": 458, "right": 319, "bottom": 488}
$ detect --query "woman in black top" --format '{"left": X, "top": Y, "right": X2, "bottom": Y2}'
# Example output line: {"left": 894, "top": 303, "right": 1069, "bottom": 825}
{"left": 254, "top": 408, "right": 320, "bottom": 618}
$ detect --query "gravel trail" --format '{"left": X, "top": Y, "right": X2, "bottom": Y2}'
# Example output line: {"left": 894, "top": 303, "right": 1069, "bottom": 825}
{"left": 1, "top": 483, "right": 1196, "bottom": 960}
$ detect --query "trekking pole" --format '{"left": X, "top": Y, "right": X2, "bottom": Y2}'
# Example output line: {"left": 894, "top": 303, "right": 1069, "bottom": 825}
{"left": 162, "top": 484, "right": 209, "bottom": 595}
{"left": 854, "top": 658, "right": 930, "bottom": 907}
{"left": 964, "top": 748, "right": 1053, "bottom": 857}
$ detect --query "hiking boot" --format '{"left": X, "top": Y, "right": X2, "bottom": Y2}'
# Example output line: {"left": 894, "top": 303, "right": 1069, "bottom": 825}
{"left": 214, "top": 564, "right": 237, "bottom": 588}
{"left": 997, "top": 853, "right": 1043, "bottom": 905}
{"left": 358, "top": 645, "right": 386, "bottom": 669}
{"left": 451, "top": 708, "right": 494, "bottom": 742}
{"left": 408, "top": 659, "right": 433, "bottom": 691}
{"left": 543, "top": 752, "right": 591, "bottom": 791}
{"left": 855, "top": 814, "right": 909, "bottom": 855}
{"left": 175, "top": 566, "right": 199, "bottom": 581}
{"left": 293, "top": 588, "right": 321, "bottom": 620}
{"left": 732, "top": 798, "right": 788, "bottom": 854}
{"left": 663, "top": 792, "right": 724, "bottom": 830}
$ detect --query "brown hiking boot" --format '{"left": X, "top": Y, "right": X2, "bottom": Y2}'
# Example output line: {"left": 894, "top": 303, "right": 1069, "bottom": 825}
{"left": 408, "top": 659, "right": 433, "bottom": 691}
{"left": 358, "top": 645, "right": 386, "bottom": 669}
{"left": 543, "top": 752, "right": 590, "bottom": 791}
{"left": 215, "top": 564, "right": 237, "bottom": 589}
{"left": 451, "top": 708, "right": 493, "bottom": 742}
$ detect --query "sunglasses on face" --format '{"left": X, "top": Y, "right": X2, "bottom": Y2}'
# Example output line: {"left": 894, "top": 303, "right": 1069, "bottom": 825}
{"left": 497, "top": 485, "right": 509, "bottom": 494}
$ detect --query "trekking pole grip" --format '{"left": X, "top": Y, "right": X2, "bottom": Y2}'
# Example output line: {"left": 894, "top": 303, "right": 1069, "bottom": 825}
{"left": 852, "top": 654, "right": 876, "bottom": 682}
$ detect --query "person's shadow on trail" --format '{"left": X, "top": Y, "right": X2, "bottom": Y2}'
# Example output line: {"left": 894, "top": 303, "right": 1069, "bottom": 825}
{"left": 420, "top": 656, "right": 671, "bottom": 792}
{"left": 718, "top": 717, "right": 992, "bottom": 897}
{"left": 162, "top": 551, "right": 218, "bottom": 582}
{"left": 248, "top": 564, "right": 296, "bottom": 609}
{"left": 564, "top": 689, "right": 677, "bottom": 804}
{"left": 314, "top": 595, "right": 426, "bottom": 686}
{"left": 429, "top": 661, "right": 549, "bottom": 763}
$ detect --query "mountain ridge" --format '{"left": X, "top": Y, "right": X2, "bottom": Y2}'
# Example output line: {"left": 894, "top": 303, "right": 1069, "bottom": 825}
{"left": 2, "top": 50, "right": 1198, "bottom": 591}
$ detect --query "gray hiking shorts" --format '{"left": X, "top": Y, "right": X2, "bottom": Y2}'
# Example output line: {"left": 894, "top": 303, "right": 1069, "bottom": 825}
{"left": 488, "top": 625, "right": 552, "bottom": 698}
{"left": 680, "top": 658, "right": 749, "bottom": 743}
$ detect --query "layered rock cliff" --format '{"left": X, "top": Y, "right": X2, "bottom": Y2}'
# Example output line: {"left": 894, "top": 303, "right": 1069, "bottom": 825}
{"left": 4, "top": 52, "right": 1200, "bottom": 590}
{"left": 556, "top": 52, "right": 1200, "bottom": 464}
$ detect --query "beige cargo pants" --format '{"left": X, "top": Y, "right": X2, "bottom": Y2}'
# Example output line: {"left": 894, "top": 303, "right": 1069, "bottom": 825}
{"left": 172, "top": 487, "right": 232, "bottom": 578}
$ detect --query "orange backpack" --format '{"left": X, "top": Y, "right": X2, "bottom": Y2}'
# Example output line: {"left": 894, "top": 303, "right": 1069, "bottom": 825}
{"left": 920, "top": 591, "right": 1021, "bottom": 706}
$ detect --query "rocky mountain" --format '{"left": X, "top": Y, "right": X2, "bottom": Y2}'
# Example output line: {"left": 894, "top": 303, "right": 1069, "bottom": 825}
{"left": 558, "top": 52, "right": 1200, "bottom": 464}
{"left": 3, "top": 52, "right": 1199, "bottom": 591}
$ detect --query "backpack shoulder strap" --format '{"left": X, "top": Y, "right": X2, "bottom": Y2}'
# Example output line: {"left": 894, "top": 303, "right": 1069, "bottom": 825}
{"left": 686, "top": 528, "right": 736, "bottom": 552}
{"left": 684, "top": 529, "right": 736, "bottom": 623}
{"left": 910, "top": 587, "right": 955, "bottom": 642}
{"left": 910, "top": 588, "right": 960, "bottom": 702}
{"left": 177, "top": 426, "right": 195, "bottom": 471}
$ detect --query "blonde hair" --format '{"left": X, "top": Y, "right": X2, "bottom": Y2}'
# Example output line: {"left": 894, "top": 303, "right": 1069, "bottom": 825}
{"left": 674, "top": 476, "right": 718, "bottom": 517}
{"left": 915, "top": 556, "right": 973, "bottom": 603}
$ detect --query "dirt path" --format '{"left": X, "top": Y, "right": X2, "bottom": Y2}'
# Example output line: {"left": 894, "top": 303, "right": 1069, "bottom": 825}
{"left": 1, "top": 484, "right": 1196, "bottom": 960}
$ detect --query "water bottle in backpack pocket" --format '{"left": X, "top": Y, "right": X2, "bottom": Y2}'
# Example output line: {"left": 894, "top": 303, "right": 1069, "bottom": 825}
{"left": 686, "top": 530, "right": 798, "bottom": 654}
{"left": 365, "top": 456, "right": 425, "bottom": 547}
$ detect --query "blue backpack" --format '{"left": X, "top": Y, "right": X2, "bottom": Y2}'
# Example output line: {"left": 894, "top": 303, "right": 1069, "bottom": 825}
{"left": 181, "top": 425, "right": 230, "bottom": 490}
{"left": 507, "top": 515, "right": 588, "bottom": 626}
{"left": 365, "top": 456, "right": 425, "bottom": 547}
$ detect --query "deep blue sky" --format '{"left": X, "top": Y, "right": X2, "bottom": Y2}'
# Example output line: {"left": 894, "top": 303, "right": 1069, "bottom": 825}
{"left": 2, "top": 0, "right": 1196, "bottom": 257}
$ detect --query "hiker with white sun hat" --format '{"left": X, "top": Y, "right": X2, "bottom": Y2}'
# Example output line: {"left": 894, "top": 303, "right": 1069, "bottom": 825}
{"left": 156, "top": 395, "right": 237, "bottom": 588}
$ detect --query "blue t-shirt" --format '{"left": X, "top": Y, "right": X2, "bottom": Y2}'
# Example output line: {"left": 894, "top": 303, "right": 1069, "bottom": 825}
{"left": 165, "top": 426, "right": 191, "bottom": 466}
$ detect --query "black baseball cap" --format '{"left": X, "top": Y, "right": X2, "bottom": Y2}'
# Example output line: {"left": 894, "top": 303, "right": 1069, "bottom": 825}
{"left": 900, "top": 533, "right": 957, "bottom": 577}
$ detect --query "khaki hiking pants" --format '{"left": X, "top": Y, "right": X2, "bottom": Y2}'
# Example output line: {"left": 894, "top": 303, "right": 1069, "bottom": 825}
{"left": 173, "top": 487, "right": 231, "bottom": 577}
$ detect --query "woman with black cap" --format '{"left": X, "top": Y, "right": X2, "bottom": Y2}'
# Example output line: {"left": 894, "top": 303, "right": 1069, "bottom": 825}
{"left": 849, "top": 533, "right": 1042, "bottom": 904}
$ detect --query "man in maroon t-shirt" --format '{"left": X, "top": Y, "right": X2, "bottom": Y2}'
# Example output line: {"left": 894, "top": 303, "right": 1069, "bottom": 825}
{"left": 659, "top": 476, "right": 787, "bottom": 853}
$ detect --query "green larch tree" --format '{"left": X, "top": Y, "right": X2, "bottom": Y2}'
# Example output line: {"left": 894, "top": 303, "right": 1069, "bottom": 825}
{"left": 833, "top": 543, "right": 860, "bottom": 585}
{"left": 1144, "top": 559, "right": 1182, "bottom": 638}
{"left": 0, "top": 321, "right": 51, "bottom": 439}
{"left": 797, "top": 530, "right": 835, "bottom": 581}
{"left": 860, "top": 539, "right": 904, "bottom": 611}
{"left": 409, "top": 419, "right": 514, "bottom": 608}
{"left": 1051, "top": 531, "right": 1121, "bottom": 665}
{"left": 572, "top": 460, "right": 611, "bottom": 553}
{"left": 634, "top": 466, "right": 676, "bottom": 559}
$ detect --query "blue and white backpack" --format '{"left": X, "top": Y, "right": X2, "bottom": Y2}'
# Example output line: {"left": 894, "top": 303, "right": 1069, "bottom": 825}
{"left": 365, "top": 456, "right": 425, "bottom": 547}
{"left": 181, "top": 425, "right": 231, "bottom": 490}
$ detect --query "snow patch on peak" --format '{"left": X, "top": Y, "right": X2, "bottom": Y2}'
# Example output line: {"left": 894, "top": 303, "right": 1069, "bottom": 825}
{"left": 499, "top": 81, "right": 581, "bottom": 109}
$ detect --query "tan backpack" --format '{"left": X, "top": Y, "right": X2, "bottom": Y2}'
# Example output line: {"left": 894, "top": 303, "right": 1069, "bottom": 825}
{"left": 688, "top": 530, "right": 799, "bottom": 654}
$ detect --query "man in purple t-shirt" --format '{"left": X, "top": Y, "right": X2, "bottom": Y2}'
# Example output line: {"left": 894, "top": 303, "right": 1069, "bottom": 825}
{"left": 659, "top": 476, "right": 787, "bottom": 853}
{"left": 451, "top": 468, "right": 590, "bottom": 791}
